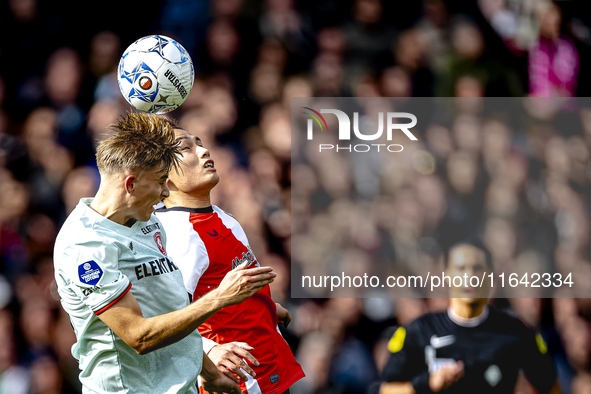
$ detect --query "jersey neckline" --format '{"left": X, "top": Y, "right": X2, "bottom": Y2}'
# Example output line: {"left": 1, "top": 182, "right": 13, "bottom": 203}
{"left": 155, "top": 206, "right": 214, "bottom": 214}
{"left": 79, "top": 198, "right": 144, "bottom": 236}
{"left": 447, "top": 306, "right": 489, "bottom": 328}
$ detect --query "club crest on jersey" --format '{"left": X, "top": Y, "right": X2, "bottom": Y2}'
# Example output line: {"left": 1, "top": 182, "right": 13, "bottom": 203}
{"left": 78, "top": 260, "right": 104, "bottom": 286}
{"left": 430, "top": 334, "right": 455, "bottom": 349}
{"left": 231, "top": 246, "right": 259, "bottom": 269}
{"left": 154, "top": 232, "right": 166, "bottom": 256}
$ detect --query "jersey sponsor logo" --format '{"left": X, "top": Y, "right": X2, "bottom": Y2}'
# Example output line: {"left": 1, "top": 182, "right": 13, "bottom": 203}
{"left": 388, "top": 327, "right": 406, "bottom": 353}
{"left": 484, "top": 364, "right": 502, "bottom": 387}
{"left": 231, "top": 246, "right": 259, "bottom": 269}
{"left": 82, "top": 284, "right": 103, "bottom": 296}
{"left": 134, "top": 257, "right": 179, "bottom": 280}
{"left": 154, "top": 231, "right": 166, "bottom": 255}
{"left": 78, "top": 260, "right": 104, "bottom": 286}
{"left": 425, "top": 344, "right": 456, "bottom": 373}
{"left": 270, "top": 373, "right": 280, "bottom": 384}
{"left": 428, "top": 358, "right": 457, "bottom": 373}
{"left": 205, "top": 228, "right": 221, "bottom": 239}
{"left": 430, "top": 334, "right": 455, "bottom": 349}
{"left": 141, "top": 222, "right": 161, "bottom": 234}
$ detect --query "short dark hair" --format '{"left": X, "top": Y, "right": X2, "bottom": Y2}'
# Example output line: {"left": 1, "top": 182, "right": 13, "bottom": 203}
{"left": 445, "top": 237, "right": 493, "bottom": 271}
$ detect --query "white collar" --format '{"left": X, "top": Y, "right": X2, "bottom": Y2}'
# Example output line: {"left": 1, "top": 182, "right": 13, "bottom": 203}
{"left": 447, "top": 306, "right": 489, "bottom": 327}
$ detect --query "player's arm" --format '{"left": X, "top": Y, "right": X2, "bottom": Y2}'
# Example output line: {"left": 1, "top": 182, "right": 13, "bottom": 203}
{"left": 206, "top": 337, "right": 260, "bottom": 384}
{"left": 98, "top": 262, "right": 276, "bottom": 355}
{"left": 200, "top": 350, "right": 241, "bottom": 394}
{"left": 549, "top": 381, "right": 563, "bottom": 394}
{"left": 377, "top": 363, "right": 464, "bottom": 394}
{"left": 276, "top": 302, "right": 292, "bottom": 327}
{"left": 203, "top": 301, "right": 291, "bottom": 383}
{"left": 375, "top": 324, "right": 464, "bottom": 394}
{"left": 520, "top": 331, "right": 561, "bottom": 394}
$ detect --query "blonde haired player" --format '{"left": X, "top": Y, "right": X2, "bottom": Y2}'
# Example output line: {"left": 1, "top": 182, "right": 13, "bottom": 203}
{"left": 54, "top": 112, "right": 276, "bottom": 394}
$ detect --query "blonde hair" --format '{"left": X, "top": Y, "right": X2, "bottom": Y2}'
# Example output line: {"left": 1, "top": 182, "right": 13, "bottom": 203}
{"left": 96, "top": 112, "right": 181, "bottom": 175}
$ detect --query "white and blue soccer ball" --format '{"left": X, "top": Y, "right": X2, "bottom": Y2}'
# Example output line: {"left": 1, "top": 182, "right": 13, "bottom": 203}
{"left": 117, "top": 35, "right": 194, "bottom": 113}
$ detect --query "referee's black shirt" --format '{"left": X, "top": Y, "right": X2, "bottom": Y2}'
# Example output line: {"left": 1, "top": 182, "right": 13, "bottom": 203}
{"left": 369, "top": 306, "right": 556, "bottom": 394}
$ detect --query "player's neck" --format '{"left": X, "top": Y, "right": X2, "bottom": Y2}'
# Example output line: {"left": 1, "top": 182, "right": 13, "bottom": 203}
{"left": 90, "top": 190, "right": 135, "bottom": 226}
{"left": 449, "top": 298, "right": 488, "bottom": 320}
{"left": 164, "top": 191, "right": 212, "bottom": 209}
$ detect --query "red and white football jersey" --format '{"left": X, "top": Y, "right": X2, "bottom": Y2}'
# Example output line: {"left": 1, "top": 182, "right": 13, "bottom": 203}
{"left": 155, "top": 205, "right": 304, "bottom": 394}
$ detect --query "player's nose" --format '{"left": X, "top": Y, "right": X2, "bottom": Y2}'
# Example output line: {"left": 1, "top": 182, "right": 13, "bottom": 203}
{"left": 198, "top": 146, "right": 211, "bottom": 158}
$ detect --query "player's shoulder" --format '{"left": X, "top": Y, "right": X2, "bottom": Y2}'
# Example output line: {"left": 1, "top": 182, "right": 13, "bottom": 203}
{"left": 406, "top": 311, "right": 449, "bottom": 333}
{"left": 212, "top": 205, "right": 235, "bottom": 219}
{"left": 54, "top": 227, "right": 118, "bottom": 272}
{"left": 486, "top": 307, "right": 531, "bottom": 335}
{"left": 153, "top": 205, "right": 192, "bottom": 217}
{"left": 410, "top": 311, "right": 448, "bottom": 326}
{"left": 153, "top": 205, "right": 194, "bottom": 230}
{"left": 385, "top": 312, "right": 449, "bottom": 350}
{"left": 56, "top": 205, "right": 111, "bottom": 250}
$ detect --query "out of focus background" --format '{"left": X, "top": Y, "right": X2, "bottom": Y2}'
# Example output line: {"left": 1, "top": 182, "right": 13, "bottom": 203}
{"left": 1, "top": 0, "right": 591, "bottom": 393}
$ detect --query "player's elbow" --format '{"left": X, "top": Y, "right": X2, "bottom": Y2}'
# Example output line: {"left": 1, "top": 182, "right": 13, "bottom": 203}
{"left": 132, "top": 332, "right": 160, "bottom": 355}
{"left": 130, "top": 338, "right": 157, "bottom": 355}
{"left": 122, "top": 324, "right": 159, "bottom": 355}
{"left": 134, "top": 344, "right": 153, "bottom": 356}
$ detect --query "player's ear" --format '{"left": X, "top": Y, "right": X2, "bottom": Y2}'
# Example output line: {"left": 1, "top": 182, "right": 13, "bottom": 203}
{"left": 166, "top": 177, "right": 179, "bottom": 192}
{"left": 124, "top": 175, "right": 135, "bottom": 194}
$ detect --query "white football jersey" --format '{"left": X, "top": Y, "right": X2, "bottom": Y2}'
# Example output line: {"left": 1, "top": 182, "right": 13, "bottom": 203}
{"left": 54, "top": 198, "right": 202, "bottom": 394}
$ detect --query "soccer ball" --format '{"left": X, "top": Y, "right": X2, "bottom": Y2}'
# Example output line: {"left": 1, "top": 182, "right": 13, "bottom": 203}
{"left": 117, "top": 35, "right": 194, "bottom": 113}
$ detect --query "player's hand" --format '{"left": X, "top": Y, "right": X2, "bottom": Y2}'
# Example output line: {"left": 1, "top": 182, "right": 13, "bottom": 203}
{"left": 216, "top": 262, "right": 276, "bottom": 306}
{"left": 201, "top": 351, "right": 242, "bottom": 394}
{"left": 429, "top": 361, "right": 464, "bottom": 392}
{"left": 276, "top": 303, "right": 292, "bottom": 328}
{"left": 208, "top": 342, "right": 259, "bottom": 383}
{"left": 201, "top": 373, "right": 242, "bottom": 394}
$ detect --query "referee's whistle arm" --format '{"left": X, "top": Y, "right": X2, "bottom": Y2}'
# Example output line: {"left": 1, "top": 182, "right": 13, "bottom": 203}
{"left": 379, "top": 361, "right": 464, "bottom": 394}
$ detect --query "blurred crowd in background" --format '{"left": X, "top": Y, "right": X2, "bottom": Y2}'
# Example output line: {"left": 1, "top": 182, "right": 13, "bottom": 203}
{"left": 1, "top": 0, "right": 591, "bottom": 393}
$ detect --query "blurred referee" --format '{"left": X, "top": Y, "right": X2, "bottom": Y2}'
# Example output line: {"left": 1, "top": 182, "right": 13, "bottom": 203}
{"left": 368, "top": 239, "right": 561, "bottom": 394}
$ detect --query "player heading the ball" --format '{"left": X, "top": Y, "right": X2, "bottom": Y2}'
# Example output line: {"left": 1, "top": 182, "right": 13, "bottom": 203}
{"left": 54, "top": 112, "right": 276, "bottom": 394}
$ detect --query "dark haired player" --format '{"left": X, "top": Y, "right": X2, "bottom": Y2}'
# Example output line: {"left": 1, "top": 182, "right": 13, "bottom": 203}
{"left": 155, "top": 128, "right": 304, "bottom": 394}
{"left": 368, "top": 240, "right": 562, "bottom": 394}
{"left": 54, "top": 113, "right": 277, "bottom": 394}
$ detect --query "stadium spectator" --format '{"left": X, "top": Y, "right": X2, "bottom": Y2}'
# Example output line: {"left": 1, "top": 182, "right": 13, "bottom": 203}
{"left": 0, "top": 1, "right": 590, "bottom": 393}
{"left": 529, "top": 2, "right": 579, "bottom": 97}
